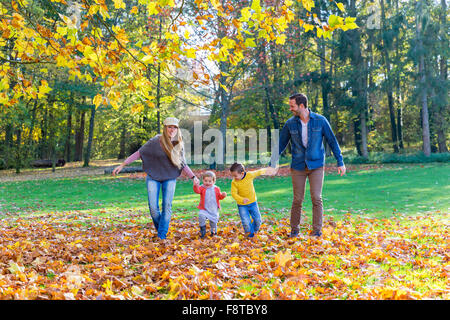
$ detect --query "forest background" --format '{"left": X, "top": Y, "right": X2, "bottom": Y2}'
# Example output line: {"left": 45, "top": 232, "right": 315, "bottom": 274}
{"left": 0, "top": 0, "right": 448, "bottom": 172}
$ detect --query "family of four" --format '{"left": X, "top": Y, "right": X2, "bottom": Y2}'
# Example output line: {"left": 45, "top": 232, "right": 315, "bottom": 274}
{"left": 112, "top": 93, "right": 346, "bottom": 240}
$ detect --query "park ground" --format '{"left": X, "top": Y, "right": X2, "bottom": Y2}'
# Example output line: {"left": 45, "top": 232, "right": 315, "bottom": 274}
{"left": 0, "top": 162, "right": 448, "bottom": 299}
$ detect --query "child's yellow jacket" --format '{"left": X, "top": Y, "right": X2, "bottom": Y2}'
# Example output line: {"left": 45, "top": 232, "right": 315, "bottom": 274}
{"left": 231, "top": 168, "right": 267, "bottom": 206}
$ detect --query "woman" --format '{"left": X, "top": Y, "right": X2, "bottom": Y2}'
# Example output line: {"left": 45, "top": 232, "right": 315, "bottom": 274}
{"left": 112, "top": 117, "right": 199, "bottom": 240}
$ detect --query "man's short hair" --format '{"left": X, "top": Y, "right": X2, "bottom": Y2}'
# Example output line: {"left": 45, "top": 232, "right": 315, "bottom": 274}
{"left": 289, "top": 93, "right": 308, "bottom": 108}
{"left": 229, "top": 162, "right": 245, "bottom": 173}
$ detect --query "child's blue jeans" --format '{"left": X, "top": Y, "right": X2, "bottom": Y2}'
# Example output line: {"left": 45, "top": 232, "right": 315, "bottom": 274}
{"left": 146, "top": 176, "right": 177, "bottom": 239}
{"left": 237, "top": 201, "right": 261, "bottom": 235}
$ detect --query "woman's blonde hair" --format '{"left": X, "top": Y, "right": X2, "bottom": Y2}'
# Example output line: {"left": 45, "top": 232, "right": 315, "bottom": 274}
{"left": 160, "top": 125, "right": 184, "bottom": 169}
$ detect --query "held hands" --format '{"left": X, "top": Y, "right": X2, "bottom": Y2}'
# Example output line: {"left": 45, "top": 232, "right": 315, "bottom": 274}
{"left": 192, "top": 176, "right": 200, "bottom": 185}
{"left": 265, "top": 166, "right": 279, "bottom": 176}
{"left": 112, "top": 164, "right": 124, "bottom": 176}
{"left": 337, "top": 165, "right": 346, "bottom": 176}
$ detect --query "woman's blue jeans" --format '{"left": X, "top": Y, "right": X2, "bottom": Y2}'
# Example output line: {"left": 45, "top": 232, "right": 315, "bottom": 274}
{"left": 146, "top": 176, "right": 177, "bottom": 239}
{"left": 237, "top": 201, "right": 261, "bottom": 235}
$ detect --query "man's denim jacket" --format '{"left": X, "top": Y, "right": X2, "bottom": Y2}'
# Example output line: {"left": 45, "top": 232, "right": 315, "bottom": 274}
{"left": 275, "top": 111, "right": 344, "bottom": 171}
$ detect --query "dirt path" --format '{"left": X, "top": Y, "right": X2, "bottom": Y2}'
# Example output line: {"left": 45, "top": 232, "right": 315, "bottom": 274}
{"left": 0, "top": 160, "right": 392, "bottom": 183}
{"left": 0, "top": 159, "right": 122, "bottom": 182}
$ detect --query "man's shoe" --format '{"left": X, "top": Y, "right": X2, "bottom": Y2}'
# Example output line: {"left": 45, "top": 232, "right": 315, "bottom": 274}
{"left": 288, "top": 230, "right": 299, "bottom": 238}
{"left": 310, "top": 231, "right": 322, "bottom": 237}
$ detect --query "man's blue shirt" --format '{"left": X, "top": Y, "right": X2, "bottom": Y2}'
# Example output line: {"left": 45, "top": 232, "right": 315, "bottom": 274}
{"left": 276, "top": 111, "right": 344, "bottom": 170}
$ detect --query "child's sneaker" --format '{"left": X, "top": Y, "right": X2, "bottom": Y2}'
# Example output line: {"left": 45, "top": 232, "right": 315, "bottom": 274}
{"left": 200, "top": 226, "right": 206, "bottom": 238}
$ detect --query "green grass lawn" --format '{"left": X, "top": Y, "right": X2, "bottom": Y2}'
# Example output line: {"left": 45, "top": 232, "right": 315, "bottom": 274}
{"left": 0, "top": 163, "right": 448, "bottom": 223}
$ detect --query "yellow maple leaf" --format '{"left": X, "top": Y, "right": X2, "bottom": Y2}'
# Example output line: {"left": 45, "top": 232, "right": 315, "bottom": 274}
{"left": 244, "top": 37, "right": 256, "bottom": 47}
{"left": 336, "top": 2, "right": 345, "bottom": 12}
{"left": 210, "top": 0, "right": 220, "bottom": 10}
{"left": 185, "top": 48, "right": 196, "bottom": 59}
{"left": 37, "top": 80, "right": 52, "bottom": 99}
{"left": 275, "top": 34, "right": 286, "bottom": 45}
{"left": 131, "top": 103, "right": 144, "bottom": 114}
{"left": 113, "top": 0, "right": 126, "bottom": 10}
{"left": 301, "top": 0, "right": 315, "bottom": 12}
{"left": 230, "top": 242, "right": 239, "bottom": 249}
{"left": 274, "top": 249, "right": 292, "bottom": 268}
{"left": 102, "top": 279, "right": 114, "bottom": 295}
{"left": 316, "top": 27, "right": 324, "bottom": 38}
{"left": 147, "top": 2, "right": 159, "bottom": 15}
{"left": 251, "top": 0, "right": 262, "bottom": 13}
{"left": 240, "top": 7, "right": 252, "bottom": 22}
{"left": 93, "top": 94, "right": 103, "bottom": 107}
{"left": 303, "top": 23, "right": 314, "bottom": 33}
{"left": 8, "top": 261, "right": 24, "bottom": 275}
{"left": 285, "top": 0, "right": 293, "bottom": 6}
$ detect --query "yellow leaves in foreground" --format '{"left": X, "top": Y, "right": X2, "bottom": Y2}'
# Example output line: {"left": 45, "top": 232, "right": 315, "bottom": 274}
{"left": 274, "top": 249, "right": 292, "bottom": 268}
{"left": 1, "top": 212, "right": 446, "bottom": 300}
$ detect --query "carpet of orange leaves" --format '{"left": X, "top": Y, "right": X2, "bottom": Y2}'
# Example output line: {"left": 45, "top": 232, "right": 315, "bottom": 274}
{"left": 0, "top": 211, "right": 447, "bottom": 300}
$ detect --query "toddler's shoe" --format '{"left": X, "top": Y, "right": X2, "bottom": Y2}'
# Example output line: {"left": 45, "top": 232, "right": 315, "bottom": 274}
{"left": 200, "top": 226, "right": 206, "bottom": 238}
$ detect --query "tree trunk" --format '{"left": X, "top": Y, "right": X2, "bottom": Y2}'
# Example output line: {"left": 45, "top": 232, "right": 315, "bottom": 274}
{"left": 4, "top": 123, "right": 13, "bottom": 168}
{"left": 360, "top": 59, "right": 369, "bottom": 159}
{"left": 118, "top": 125, "right": 127, "bottom": 159}
{"left": 156, "top": 63, "right": 161, "bottom": 134}
{"left": 28, "top": 99, "right": 38, "bottom": 145}
{"left": 218, "top": 60, "right": 229, "bottom": 170}
{"left": 380, "top": 0, "right": 399, "bottom": 153}
{"left": 416, "top": 1, "right": 431, "bottom": 156}
{"left": 258, "top": 40, "right": 279, "bottom": 133}
{"left": 360, "top": 108, "right": 368, "bottom": 158}
{"left": 353, "top": 118, "right": 362, "bottom": 156}
{"left": 268, "top": 44, "right": 281, "bottom": 129}
{"left": 14, "top": 127, "right": 22, "bottom": 174}
{"left": 348, "top": 0, "right": 368, "bottom": 157}
{"left": 65, "top": 95, "right": 73, "bottom": 162}
{"left": 394, "top": 0, "right": 404, "bottom": 150}
{"left": 74, "top": 109, "right": 85, "bottom": 161}
{"left": 156, "top": 14, "right": 163, "bottom": 134}
{"left": 436, "top": 0, "right": 448, "bottom": 152}
{"left": 318, "top": 38, "right": 331, "bottom": 156}
{"left": 83, "top": 105, "right": 96, "bottom": 167}
{"left": 397, "top": 106, "right": 404, "bottom": 149}
{"left": 40, "top": 103, "right": 48, "bottom": 159}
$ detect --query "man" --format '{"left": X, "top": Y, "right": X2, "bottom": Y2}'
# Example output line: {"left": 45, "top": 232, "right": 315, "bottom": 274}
{"left": 273, "top": 93, "right": 346, "bottom": 238}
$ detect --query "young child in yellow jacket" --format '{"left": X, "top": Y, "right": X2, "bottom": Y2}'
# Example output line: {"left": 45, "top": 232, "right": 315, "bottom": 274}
{"left": 230, "top": 162, "right": 278, "bottom": 238}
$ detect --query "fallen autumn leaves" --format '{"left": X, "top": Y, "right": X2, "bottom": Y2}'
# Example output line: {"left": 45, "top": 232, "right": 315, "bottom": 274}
{"left": 0, "top": 212, "right": 448, "bottom": 300}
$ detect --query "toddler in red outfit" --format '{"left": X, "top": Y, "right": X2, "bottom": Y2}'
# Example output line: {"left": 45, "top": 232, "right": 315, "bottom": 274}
{"left": 193, "top": 171, "right": 227, "bottom": 238}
